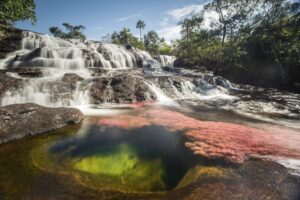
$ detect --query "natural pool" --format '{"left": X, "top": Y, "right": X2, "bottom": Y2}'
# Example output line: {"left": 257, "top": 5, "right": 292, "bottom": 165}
{"left": 0, "top": 103, "right": 299, "bottom": 200}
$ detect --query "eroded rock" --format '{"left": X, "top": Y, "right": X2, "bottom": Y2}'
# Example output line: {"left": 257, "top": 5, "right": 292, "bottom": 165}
{"left": 0, "top": 103, "right": 84, "bottom": 144}
{"left": 90, "top": 74, "right": 156, "bottom": 103}
{"left": 0, "top": 71, "right": 23, "bottom": 97}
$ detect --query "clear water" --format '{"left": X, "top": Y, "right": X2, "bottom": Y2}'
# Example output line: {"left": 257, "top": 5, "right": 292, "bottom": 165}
{"left": 0, "top": 104, "right": 299, "bottom": 200}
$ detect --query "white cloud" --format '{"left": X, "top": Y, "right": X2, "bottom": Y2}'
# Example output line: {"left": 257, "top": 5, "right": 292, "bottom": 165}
{"left": 167, "top": 4, "right": 205, "bottom": 21}
{"left": 114, "top": 14, "right": 141, "bottom": 22}
{"left": 157, "top": 25, "right": 181, "bottom": 43}
{"left": 159, "top": 18, "right": 170, "bottom": 27}
{"left": 157, "top": 2, "right": 219, "bottom": 42}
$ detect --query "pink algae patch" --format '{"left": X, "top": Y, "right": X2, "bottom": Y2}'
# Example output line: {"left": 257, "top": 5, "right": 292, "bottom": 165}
{"left": 97, "top": 108, "right": 300, "bottom": 164}
{"left": 97, "top": 115, "right": 150, "bottom": 129}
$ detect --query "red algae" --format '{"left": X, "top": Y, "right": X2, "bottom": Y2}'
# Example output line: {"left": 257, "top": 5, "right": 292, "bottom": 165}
{"left": 97, "top": 108, "right": 300, "bottom": 164}
{"left": 97, "top": 115, "right": 150, "bottom": 129}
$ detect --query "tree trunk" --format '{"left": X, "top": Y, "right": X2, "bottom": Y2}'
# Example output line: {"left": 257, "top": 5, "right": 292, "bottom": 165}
{"left": 217, "top": 4, "right": 226, "bottom": 45}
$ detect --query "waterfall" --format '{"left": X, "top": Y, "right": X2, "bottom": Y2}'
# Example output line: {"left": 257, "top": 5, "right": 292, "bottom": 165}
{"left": 156, "top": 55, "right": 176, "bottom": 67}
{"left": 0, "top": 30, "right": 238, "bottom": 109}
{"left": 0, "top": 77, "right": 92, "bottom": 107}
{"left": 143, "top": 81, "right": 172, "bottom": 102}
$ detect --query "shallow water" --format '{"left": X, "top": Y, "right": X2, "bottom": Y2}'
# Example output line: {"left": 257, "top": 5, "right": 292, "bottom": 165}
{"left": 0, "top": 103, "right": 300, "bottom": 200}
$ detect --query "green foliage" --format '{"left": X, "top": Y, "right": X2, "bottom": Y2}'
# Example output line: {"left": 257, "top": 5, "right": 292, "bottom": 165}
{"left": 158, "top": 43, "right": 173, "bottom": 55}
{"left": 0, "top": 0, "right": 36, "bottom": 27}
{"left": 144, "top": 30, "right": 164, "bottom": 54}
{"left": 49, "top": 23, "right": 86, "bottom": 40}
{"left": 176, "top": 0, "right": 300, "bottom": 84}
{"left": 111, "top": 28, "right": 145, "bottom": 50}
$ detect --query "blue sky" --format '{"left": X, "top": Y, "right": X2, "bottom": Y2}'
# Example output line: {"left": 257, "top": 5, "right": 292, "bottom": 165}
{"left": 16, "top": 0, "right": 209, "bottom": 42}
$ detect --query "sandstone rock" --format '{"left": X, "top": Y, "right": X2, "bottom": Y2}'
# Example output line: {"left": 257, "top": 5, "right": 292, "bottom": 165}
{"left": 90, "top": 74, "right": 156, "bottom": 103}
{"left": 9, "top": 67, "right": 44, "bottom": 78}
{"left": 62, "top": 73, "right": 84, "bottom": 87}
{"left": 0, "top": 28, "right": 22, "bottom": 59}
{"left": 0, "top": 103, "right": 84, "bottom": 144}
{"left": 174, "top": 58, "right": 194, "bottom": 68}
{"left": 0, "top": 71, "right": 23, "bottom": 97}
{"left": 166, "top": 160, "right": 300, "bottom": 200}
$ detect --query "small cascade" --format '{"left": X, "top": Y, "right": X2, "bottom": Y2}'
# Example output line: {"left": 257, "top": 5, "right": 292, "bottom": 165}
{"left": 96, "top": 43, "right": 137, "bottom": 69}
{"left": 156, "top": 55, "right": 176, "bottom": 67}
{"left": 143, "top": 81, "right": 172, "bottom": 102}
{"left": 0, "top": 77, "right": 92, "bottom": 107}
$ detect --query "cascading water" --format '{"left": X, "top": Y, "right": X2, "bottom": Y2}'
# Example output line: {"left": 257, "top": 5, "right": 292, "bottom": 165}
{"left": 156, "top": 55, "right": 176, "bottom": 67}
{"left": 0, "top": 31, "right": 182, "bottom": 109}
{"left": 0, "top": 30, "right": 252, "bottom": 110}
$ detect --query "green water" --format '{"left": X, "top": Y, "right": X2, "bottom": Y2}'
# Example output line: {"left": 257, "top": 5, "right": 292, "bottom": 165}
{"left": 73, "top": 143, "right": 167, "bottom": 191}
{"left": 43, "top": 124, "right": 198, "bottom": 192}
{"left": 0, "top": 119, "right": 201, "bottom": 200}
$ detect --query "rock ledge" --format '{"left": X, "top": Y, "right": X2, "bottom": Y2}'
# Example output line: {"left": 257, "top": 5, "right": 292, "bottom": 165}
{"left": 0, "top": 103, "right": 84, "bottom": 144}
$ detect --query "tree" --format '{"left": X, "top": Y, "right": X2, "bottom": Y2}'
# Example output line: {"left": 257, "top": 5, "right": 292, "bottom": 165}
{"left": 159, "top": 43, "right": 173, "bottom": 55}
{"left": 204, "top": 0, "right": 254, "bottom": 44}
{"left": 119, "top": 28, "right": 132, "bottom": 45}
{"left": 49, "top": 23, "right": 86, "bottom": 40}
{"left": 144, "top": 31, "right": 161, "bottom": 54}
{"left": 136, "top": 20, "right": 145, "bottom": 42}
{"left": 0, "top": 0, "right": 36, "bottom": 27}
{"left": 110, "top": 28, "right": 145, "bottom": 49}
{"left": 176, "top": 0, "right": 300, "bottom": 86}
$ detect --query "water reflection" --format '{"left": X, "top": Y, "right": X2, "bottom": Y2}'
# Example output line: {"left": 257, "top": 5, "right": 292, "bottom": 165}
{"left": 49, "top": 124, "right": 199, "bottom": 191}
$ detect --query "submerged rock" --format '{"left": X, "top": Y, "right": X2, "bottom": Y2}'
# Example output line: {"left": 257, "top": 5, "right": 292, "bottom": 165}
{"left": 0, "top": 103, "right": 84, "bottom": 144}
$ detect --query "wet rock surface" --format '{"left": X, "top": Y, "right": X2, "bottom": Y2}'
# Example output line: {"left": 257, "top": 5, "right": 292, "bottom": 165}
{"left": 90, "top": 74, "right": 156, "bottom": 103}
{"left": 0, "top": 28, "right": 22, "bottom": 59}
{"left": 9, "top": 67, "right": 45, "bottom": 78}
{"left": 165, "top": 160, "right": 300, "bottom": 200}
{"left": 0, "top": 70, "right": 23, "bottom": 97}
{"left": 0, "top": 103, "right": 84, "bottom": 144}
{"left": 174, "top": 58, "right": 194, "bottom": 68}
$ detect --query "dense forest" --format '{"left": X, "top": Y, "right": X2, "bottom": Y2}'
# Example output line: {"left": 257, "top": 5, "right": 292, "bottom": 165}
{"left": 174, "top": 0, "right": 300, "bottom": 88}
{"left": 1, "top": 0, "right": 299, "bottom": 88}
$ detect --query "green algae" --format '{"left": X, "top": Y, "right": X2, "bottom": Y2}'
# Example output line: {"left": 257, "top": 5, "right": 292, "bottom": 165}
{"left": 0, "top": 125, "right": 80, "bottom": 199}
{"left": 176, "top": 165, "right": 231, "bottom": 189}
{"left": 72, "top": 143, "right": 167, "bottom": 191}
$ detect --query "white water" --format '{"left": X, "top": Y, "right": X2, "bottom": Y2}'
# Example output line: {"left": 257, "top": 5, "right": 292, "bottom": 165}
{"left": 0, "top": 31, "right": 177, "bottom": 108}
{"left": 0, "top": 30, "right": 237, "bottom": 110}
{"left": 156, "top": 55, "right": 176, "bottom": 67}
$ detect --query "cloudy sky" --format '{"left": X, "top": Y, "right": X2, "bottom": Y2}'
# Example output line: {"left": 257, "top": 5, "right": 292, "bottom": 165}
{"left": 17, "top": 0, "right": 212, "bottom": 42}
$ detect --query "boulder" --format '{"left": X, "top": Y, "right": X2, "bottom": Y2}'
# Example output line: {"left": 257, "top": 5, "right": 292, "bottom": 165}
{"left": 62, "top": 73, "right": 84, "bottom": 87}
{"left": 90, "top": 74, "right": 156, "bottom": 103}
{"left": 0, "top": 103, "right": 84, "bottom": 144}
{"left": 174, "top": 58, "right": 194, "bottom": 68}
{"left": 0, "top": 28, "right": 22, "bottom": 59}
{"left": 0, "top": 71, "right": 23, "bottom": 97}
